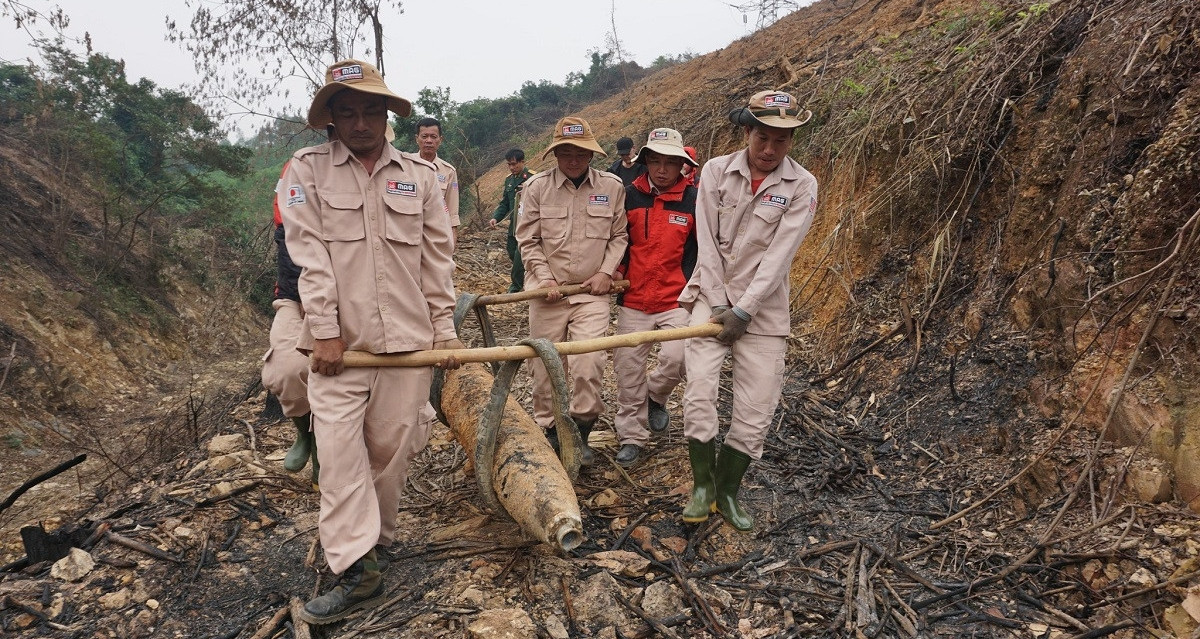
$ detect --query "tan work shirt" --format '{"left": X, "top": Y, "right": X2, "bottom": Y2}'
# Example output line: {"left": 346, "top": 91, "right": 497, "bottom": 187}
{"left": 280, "top": 140, "right": 457, "bottom": 353}
{"left": 679, "top": 149, "right": 818, "bottom": 336}
{"left": 515, "top": 166, "right": 628, "bottom": 301}
{"left": 431, "top": 155, "right": 460, "bottom": 228}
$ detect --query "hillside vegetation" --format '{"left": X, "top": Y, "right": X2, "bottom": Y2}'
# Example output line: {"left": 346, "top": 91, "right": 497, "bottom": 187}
{"left": 0, "top": 0, "right": 1198, "bottom": 636}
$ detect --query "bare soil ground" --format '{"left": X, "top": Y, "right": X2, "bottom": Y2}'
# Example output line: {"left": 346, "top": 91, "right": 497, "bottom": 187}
{"left": 3, "top": 227, "right": 1198, "bottom": 639}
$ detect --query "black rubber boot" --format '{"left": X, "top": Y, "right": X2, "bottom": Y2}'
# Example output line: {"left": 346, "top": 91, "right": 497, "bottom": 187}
{"left": 648, "top": 398, "right": 669, "bottom": 433}
{"left": 298, "top": 549, "right": 384, "bottom": 625}
{"left": 573, "top": 417, "right": 595, "bottom": 466}
{"left": 714, "top": 444, "right": 754, "bottom": 532}
{"left": 615, "top": 444, "right": 643, "bottom": 468}
{"left": 682, "top": 438, "right": 717, "bottom": 523}
{"left": 284, "top": 414, "right": 314, "bottom": 472}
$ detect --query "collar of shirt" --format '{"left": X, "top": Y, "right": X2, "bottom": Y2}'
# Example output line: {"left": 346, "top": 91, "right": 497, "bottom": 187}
{"left": 726, "top": 148, "right": 802, "bottom": 187}
{"left": 329, "top": 139, "right": 407, "bottom": 170}
{"left": 551, "top": 166, "right": 596, "bottom": 189}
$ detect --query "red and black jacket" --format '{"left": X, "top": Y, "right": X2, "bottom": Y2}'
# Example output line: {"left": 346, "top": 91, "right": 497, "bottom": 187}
{"left": 272, "top": 161, "right": 301, "bottom": 303}
{"left": 618, "top": 173, "right": 697, "bottom": 313}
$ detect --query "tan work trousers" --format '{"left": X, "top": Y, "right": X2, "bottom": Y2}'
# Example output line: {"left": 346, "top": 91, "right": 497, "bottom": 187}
{"left": 309, "top": 365, "right": 432, "bottom": 574}
{"left": 261, "top": 299, "right": 310, "bottom": 418}
{"left": 528, "top": 296, "right": 610, "bottom": 428}
{"left": 682, "top": 296, "right": 786, "bottom": 460}
{"left": 613, "top": 305, "right": 689, "bottom": 446}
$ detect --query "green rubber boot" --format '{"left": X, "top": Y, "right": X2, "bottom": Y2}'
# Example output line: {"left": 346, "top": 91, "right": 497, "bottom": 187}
{"left": 284, "top": 414, "right": 314, "bottom": 472}
{"left": 682, "top": 438, "right": 717, "bottom": 523}
{"left": 298, "top": 549, "right": 384, "bottom": 625}
{"left": 714, "top": 444, "right": 754, "bottom": 532}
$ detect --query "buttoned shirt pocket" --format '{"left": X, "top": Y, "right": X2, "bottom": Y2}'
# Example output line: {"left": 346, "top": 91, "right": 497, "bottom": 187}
{"left": 584, "top": 205, "right": 613, "bottom": 239}
{"left": 716, "top": 204, "right": 738, "bottom": 246}
{"left": 383, "top": 193, "right": 423, "bottom": 246}
{"left": 746, "top": 204, "right": 785, "bottom": 247}
{"left": 318, "top": 192, "right": 366, "bottom": 242}
{"left": 540, "top": 205, "right": 568, "bottom": 239}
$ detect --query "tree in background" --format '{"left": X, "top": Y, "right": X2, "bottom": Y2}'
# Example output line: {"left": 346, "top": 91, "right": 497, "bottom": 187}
{"left": 1, "top": 0, "right": 68, "bottom": 46}
{"left": 166, "top": 0, "right": 403, "bottom": 120}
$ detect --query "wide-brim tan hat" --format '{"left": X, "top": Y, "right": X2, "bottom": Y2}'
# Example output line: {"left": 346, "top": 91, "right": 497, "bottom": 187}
{"left": 308, "top": 59, "right": 412, "bottom": 128}
{"left": 729, "top": 90, "right": 812, "bottom": 130}
{"left": 633, "top": 128, "right": 698, "bottom": 167}
{"left": 541, "top": 116, "right": 606, "bottom": 159}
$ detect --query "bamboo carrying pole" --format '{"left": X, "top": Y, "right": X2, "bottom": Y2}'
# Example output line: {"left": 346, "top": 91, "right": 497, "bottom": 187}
{"left": 470, "top": 280, "right": 630, "bottom": 307}
{"left": 342, "top": 323, "right": 722, "bottom": 368}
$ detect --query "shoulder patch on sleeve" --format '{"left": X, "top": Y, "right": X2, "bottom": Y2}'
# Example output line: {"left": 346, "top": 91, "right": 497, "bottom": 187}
{"left": 286, "top": 184, "right": 307, "bottom": 207}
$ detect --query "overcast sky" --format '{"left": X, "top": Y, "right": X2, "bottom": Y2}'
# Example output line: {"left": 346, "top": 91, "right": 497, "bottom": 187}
{"left": 0, "top": 0, "right": 782, "bottom": 131}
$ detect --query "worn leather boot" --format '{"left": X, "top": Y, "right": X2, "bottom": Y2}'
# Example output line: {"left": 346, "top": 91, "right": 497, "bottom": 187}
{"left": 573, "top": 417, "right": 596, "bottom": 466}
{"left": 682, "top": 438, "right": 717, "bottom": 523}
{"left": 647, "top": 398, "right": 669, "bottom": 434}
{"left": 298, "top": 549, "right": 384, "bottom": 625}
{"left": 615, "top": 444, "right": 643, "bottom": 468}
{"left": 714, "top": 444, "right": 754, "bottom": 532}
{"left": 284, "top": 414, "right": 314, "bottom": 472}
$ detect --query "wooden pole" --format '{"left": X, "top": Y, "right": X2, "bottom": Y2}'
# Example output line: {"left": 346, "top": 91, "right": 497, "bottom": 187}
{"left": 343, "top": 323, "right": 721, "bottom": 368}
{"left": 472, "top": 280, "right": 630, "bottom": 306}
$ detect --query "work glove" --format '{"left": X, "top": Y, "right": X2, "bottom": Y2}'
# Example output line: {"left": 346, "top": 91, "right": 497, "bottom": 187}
{"left": 712, "top": 307, "right": 750, "bottom": 345}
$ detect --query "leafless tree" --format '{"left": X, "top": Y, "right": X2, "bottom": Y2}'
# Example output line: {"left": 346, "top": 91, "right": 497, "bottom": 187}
{"left": 166, "top": 0, "right": 403, "bottom": 119}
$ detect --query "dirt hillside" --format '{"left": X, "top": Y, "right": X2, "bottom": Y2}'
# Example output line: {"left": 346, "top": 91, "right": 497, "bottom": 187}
{"left": 2, "top": 0, "right": 1200, "bottom": 637}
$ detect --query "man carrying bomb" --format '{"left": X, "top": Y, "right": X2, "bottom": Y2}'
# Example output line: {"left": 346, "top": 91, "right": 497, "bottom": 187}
{"left": 679, "top": 90, "right": 818, "bottom": 531}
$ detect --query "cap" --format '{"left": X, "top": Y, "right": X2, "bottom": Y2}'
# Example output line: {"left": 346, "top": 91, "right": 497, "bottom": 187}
{"left": 633, "top": 128, "right": 698, "bottom": 166}
{"left": 541, "top": 116, "right": 606, "bottom": 159}
{"left": 728, "top": 90, "right": 812, "bottom": 130}
{"left": 308, "top": 59, "right": 412, "bottom": 128}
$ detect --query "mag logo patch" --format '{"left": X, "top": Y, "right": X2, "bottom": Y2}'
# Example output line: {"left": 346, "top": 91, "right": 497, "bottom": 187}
{"left": 387, "top": 180, "right": 417, "bottom": 197}
{"left": 763, "top": 94, "right": 791, "bottom": 108}
{"left": 760, "top": 193, "right": 789, "bottom": 209}
{"left": 332, "top": 65, "right": 363, "bottom": 82}
{"left": 437, "top": 173, "right": 447, "bottom": 183}
{"left": 650, "top": 130, "right": 669, "bottom": 140}
{"left": 562, "top": 124, "right": 585, "bottom": 136}
{"left": 286, "top": 185, "right": 306, "bottom": 207}
{"left": 588, "top": 195, "right": 609, "bottom": 205}
{"left": 668, "top": 214, "right": 689, "bottom": 226}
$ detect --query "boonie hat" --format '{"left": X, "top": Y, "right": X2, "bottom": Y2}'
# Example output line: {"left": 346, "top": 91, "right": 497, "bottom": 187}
{"left": 308, "top": 59, "right": 412, "bottom": 128}
{"left": 729, "top": 90, "right": 812, "bottom": 130}
{"left": 615, "top": 137, "right": 634, "bottom": 154}
{"left": 633, "top": 128, "right": 698, "bottom": 167}
{"left": 542, "top": 116, "right": 606, "bottom": 159}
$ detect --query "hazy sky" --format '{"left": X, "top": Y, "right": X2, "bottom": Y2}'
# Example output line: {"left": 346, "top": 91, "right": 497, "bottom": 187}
{"left": 1, "top": 0, "right": 778, "bottom": 130}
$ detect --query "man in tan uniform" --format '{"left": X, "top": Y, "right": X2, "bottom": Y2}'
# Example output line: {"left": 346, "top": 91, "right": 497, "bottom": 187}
{"left": 516, "top": 117, "right": 628, "bottom": 465}
{"left": 280, "top": 59, "right": 462, "bottom": 624}
{"left": 679, "top": 90, "right": 817, "bottom": 531}
{"left": 413, "top": 117, "right": 460, "bottom": 244}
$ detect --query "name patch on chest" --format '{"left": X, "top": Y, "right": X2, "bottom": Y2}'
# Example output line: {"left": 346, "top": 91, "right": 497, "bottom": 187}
{"left": 286, "top": 185, "right": 306, "bottom": 207}
{"left": 668, "top": 214, "right": 689, "bottom": 226}
{"left": 387, "top": 180, "right": 418, "bottom": 197}
{"left": 588, "top": 194, "right": 609, "bottom": 205}
{"left": 759, "top": 193, "right": 789, "bottom": 209}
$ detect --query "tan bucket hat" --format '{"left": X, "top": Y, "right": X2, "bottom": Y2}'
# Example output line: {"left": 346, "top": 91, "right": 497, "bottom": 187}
{"left": 541, "top": 116, "right": 606, "bottom": 159}
{"left": 633, "top": 128, "right": 699, "bottom": 167}
{"left": 307, "top": 59, "right": 413, "bottom": 128}
{"left": 729, "top": 90, "right": 813, "bottom": 129}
